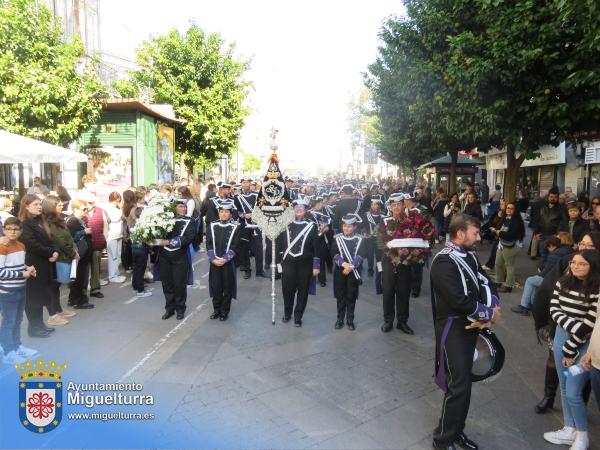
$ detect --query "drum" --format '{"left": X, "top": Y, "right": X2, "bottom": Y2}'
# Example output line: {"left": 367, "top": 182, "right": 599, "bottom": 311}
{"left": 472, "top": 328, "right": 505, "bottom": 382}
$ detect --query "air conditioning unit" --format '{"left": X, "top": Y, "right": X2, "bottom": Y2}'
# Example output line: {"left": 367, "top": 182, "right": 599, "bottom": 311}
{"left": 585, "top": 146, "right": 600, "bottom": 164}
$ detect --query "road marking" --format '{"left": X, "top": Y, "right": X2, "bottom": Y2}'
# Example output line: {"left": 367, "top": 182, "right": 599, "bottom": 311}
{"left": 201, "top": 272, "right": 209, "bottom": 278}
{"left": 118, "top": 298, "right": 210, "bottom": 382}
{"left": 123, "top": 287, "right": 156, "bottom": 305}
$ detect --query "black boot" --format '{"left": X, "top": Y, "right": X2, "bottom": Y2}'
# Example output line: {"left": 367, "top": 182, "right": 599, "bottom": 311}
{"left": 535, "top": 365, "right": 558, "bottom": 413}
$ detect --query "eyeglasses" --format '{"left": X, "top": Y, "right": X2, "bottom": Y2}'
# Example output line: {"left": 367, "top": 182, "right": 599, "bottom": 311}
{"left": 569, "top": 261, "right": 590, "bottom": 268}
{"left": 3, "top": 227, "right": 21, "bottom": 232}
{"left": 592, "top": 202, "right": 600, "bottom": 206}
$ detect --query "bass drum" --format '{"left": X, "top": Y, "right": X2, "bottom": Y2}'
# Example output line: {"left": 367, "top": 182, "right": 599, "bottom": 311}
{"left": 472, "top": 328, "right": 505, "bottom": 382}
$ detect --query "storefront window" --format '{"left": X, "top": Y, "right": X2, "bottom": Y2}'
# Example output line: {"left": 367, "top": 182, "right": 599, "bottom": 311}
{"left": 590, "top": 164, "right": 600, "bottom": 199}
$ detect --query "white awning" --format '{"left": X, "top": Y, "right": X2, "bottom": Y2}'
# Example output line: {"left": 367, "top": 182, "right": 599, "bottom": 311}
{"left": 0, "top": 130, "right": 88, "bottom": 164}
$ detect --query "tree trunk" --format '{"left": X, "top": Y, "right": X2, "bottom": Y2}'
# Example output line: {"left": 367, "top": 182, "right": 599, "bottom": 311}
{"left": 449, "top": 151, "right": 458, "bottom": 195}
{"left": 504, "top": 146, "right": 525, "bottom": 203}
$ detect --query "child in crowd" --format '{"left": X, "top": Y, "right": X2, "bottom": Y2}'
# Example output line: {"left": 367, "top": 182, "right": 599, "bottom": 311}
{"left": 0, "top": 217, "right": 39, "bottom": 364}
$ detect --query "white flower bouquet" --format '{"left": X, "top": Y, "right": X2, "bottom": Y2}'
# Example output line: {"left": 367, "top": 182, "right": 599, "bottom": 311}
{"left": 129, "top": 195, "right": 176, "bottom": 245}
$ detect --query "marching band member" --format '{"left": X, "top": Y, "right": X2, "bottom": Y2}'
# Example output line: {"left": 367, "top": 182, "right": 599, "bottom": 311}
{"left": 379, "top": 192, "right": 434, "bottom": 335}
{"left": 278, "top": 198, "right": 320, "bottom": 326}
{"left": 362, "top": 199, "right": 384, "bottom": 277}
{"left": 206, "top": 199, "right": 241, "bottom": 321}
{"left": 159, "top": 199, "right": 195, "bottom": 320}
{"left": 309, "top": 196, "right": 333, "bottom": 287}
{"left": 331, "top": 213, "right": 368, "bottom": 330}
{"left": 235, "top": 178, "right": 267, "bottom": 279}
{"left": 430, "top": 213, "right": 500, "bottom": 450}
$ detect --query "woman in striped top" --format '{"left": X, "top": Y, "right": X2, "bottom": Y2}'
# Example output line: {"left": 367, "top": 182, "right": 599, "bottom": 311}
{"left": 544, "top": 250, "right": 600, "bottom": 450}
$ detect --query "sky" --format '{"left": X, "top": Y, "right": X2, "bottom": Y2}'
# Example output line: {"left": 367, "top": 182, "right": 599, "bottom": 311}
{"left": 100, "top": 0, "right": 406, "bottom": 172}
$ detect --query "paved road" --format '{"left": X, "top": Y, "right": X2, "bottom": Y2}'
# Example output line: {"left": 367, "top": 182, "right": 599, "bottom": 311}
{"left": 3, "top": 239, "right": 600, "bottom": 449}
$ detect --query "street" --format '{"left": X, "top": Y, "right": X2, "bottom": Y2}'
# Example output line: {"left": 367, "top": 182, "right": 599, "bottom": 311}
{"left": 2, "top": 237, "right": 599, "bottom": 449}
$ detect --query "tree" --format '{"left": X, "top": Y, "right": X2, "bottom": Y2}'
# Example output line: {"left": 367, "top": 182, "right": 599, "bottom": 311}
{"left": 370, "top": 0, "right": 600, "bottom": 201}
{"left": 116, "top": 25, "right": 250, "bottom": 171}
{"left": 0, "top": 0, "right": 106, "bottom": 146}
{"left": 242, "top": 152, "right": 262, "bottom": 174}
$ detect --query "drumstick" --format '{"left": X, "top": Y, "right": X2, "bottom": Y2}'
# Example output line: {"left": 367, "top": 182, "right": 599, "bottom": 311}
{"left": 465, "top": 321, "right": 482, "bottom": 330}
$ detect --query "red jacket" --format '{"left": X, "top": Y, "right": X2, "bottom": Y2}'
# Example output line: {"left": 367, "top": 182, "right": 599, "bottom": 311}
{"left": 84, "top": 206, "right": 107, "bottom": 251}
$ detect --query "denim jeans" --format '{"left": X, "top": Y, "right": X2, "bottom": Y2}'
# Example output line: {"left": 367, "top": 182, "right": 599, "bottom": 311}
{"left": 554, "top": 326, "right": 590, "bottom": 431}
{"left": 0, "top": 288, "right": 25, "bottom": 354}
{"left": 520, "top": 275, "right": 543, "bottom": 308}
{"left": 591, "top": 367, "right": 600, "bottom": 411}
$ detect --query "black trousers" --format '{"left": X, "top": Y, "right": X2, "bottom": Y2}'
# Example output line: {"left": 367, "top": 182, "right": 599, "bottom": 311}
{"left": 132, "top": 246, "right": 149, "bottom": 293}
{"left": 411, "top": 262, "right": 424, "bottom": 295}
{"left": 209, "top": 263, "right": 235, "bottom": 315}
{"left": 159, "top": 251, "right": 189, "bottom": 314}
{"left": 382, "top": 258, "right": 412, "bottom": 324}
{"left": 48, "top": 280, "right": 62, "bottom": 316}
{"left": 433, "top": 320, "right": 477, "bottom": 446}
{"left": 69, "top": 256, "right": 90, "bottom": 306}
{"left": 333, "top": 267, "right": 360, "bottom": 323}
{"left": 281, "top": 257, "right": 312, "bottom": 320}
{"left": 121, "top": 239, "right": 133, "bottom": 270}
{"left": 239, "top": 228, "right": 264, "bottom": 274}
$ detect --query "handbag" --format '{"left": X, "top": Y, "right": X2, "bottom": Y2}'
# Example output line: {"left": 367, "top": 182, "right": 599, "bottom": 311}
{"left": 55, "top": 261, "right": 72, "bottom": 284}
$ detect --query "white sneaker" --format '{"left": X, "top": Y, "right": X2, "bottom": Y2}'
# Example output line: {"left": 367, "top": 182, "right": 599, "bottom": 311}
{"left": 16, "top": 345, "right": 39, "bottom": 358}
{"left": 544, "top": 427, "right": 576, "bottom": 445}
{"left": 570, "top": 431, "right": 589, "bottom": 450}
{"left": 135, "top": 290, "right": 152, "bottom": 298}
{"left": 3, "top": 350, "right": 27, "bottom": 365}
{"left": 110, "top": 275, "right": 126, "bottom": 283}
{"left": 99, "top": 279, "right": 109, "bottom": 286}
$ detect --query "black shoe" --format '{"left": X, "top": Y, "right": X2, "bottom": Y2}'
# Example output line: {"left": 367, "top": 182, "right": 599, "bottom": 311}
{"left": 319, "top": 281, "right": 326, "bottom": 287}
{"left": 219, "top": 313, "right": 228, "bottom": 321}
{"left": 534, "top": 396, "right": 554, "bottom": 414}
{"left": 497, "top": 285, "right": 512, "bottom": 293}
{"left": 243, "top": 271, "right": 251, "bottom": 280}
{"left": 335, "top": 320, "right": 344, "bottom": 329}
{"left": 28, "top": 329, "right": 51, "bottom": 338}
{"left": 412, "top": 291, "right": 420, "bottom": 298}
{"left": 210, "top": 312, "right": 221, "bottom": 320}
{"left": 73, "top": 303, "right": 94, "bottom": 309}
{"left": 347, "top": 322, "right": 355, "bottom": 331}
{"left": 282, "top": 316, "right": 291, "bottom": 323}
{"left": 275, "top": 273, "right": 281, "bottom": 280}
{"left": 176, "top": 312, "right": 184, "bottom": 320}
{"left": 381, "top": 322, "right": 393, "bottom": 333}
{"left": 294, "top": 320, "right": 302, "bottom": 327}
{"left": 162, "top": 311, "right": 174, "bottom": 320}
{"left": 90, "top": 291, "right": 104, "bottom": 298}
{"left": 43, "top": 325, "right": 55, "bottom": 333}
{"left": 510, "top": 305, "right": 530, "bottom": 316}
{"left": 455, "top": 433, "right": 478, "bottom": 450}
{"left": 397, "top": 322, "right": 414, "bottom": 335}
{"left": 368, "top": 270, "right": 374, "bottom": 277}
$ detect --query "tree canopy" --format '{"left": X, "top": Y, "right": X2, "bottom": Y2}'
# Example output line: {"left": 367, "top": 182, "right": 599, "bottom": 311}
{"left": 116, "top": 25, "right": 251, "bottom": 169}
{"left": 367, "top": 0, "right": 600, "bottom": 200}
{"left": 0, "top": 0, "right": 107, "bottom": 146}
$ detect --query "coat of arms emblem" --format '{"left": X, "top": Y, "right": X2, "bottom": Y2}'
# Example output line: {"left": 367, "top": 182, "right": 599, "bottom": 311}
{"left": 16, "top": 359, "right": 66, "bottom": 433}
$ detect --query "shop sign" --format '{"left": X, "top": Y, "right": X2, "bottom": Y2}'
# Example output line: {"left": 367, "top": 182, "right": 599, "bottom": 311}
{"left": 485, "top": 143, "right": 565, "bottom": 169}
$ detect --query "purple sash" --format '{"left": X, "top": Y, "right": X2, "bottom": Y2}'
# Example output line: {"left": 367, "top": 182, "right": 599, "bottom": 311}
{"left": 433, "top": 316, "right": 457, "bottom": 392}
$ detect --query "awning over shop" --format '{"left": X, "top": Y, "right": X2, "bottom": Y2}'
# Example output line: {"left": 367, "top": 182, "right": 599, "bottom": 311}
{"left": 418, "top": 154, "right": 485, "bottom": 169}
{"left": 0, "top": 130, "right": 88, "bottom": 164}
